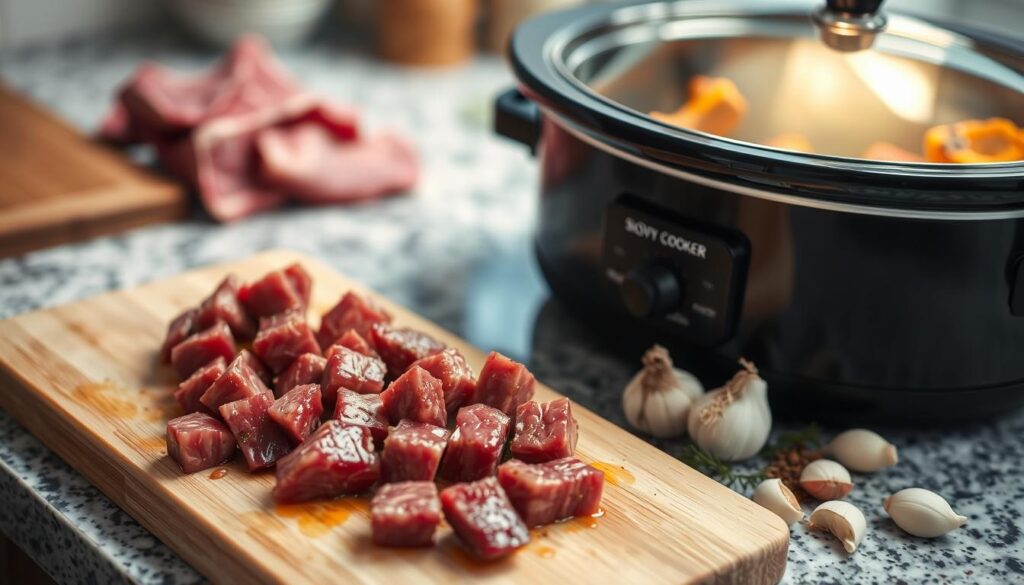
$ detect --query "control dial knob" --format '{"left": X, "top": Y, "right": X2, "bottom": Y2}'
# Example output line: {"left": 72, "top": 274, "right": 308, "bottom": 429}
{"left": 620, "top": 265, "right": 683, "bottom": 318}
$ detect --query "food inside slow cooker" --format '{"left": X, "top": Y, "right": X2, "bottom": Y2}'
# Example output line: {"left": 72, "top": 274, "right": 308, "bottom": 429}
{"left": 924, "top": 118, "right": 1024, "bottom": 164}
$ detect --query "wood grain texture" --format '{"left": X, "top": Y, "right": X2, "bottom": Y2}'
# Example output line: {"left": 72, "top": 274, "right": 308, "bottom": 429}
{"left": 0, "top": 84, "right": 187, "bottom": 258}
{"left": 0, "top": 250, "right": 788, "bottom": 584}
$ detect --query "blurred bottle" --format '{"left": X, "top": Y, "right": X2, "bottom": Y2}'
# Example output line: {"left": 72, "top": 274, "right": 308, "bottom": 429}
{"left": 377, "top": 0, "right": 479, "bottom": 67}
{"left": 487, "top": 0, "right": 585, "bottom": 54}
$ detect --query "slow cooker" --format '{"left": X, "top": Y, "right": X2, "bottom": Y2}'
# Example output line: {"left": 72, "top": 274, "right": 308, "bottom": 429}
{"left": 494, "top": 0, "right": 1024, "bottom": 424}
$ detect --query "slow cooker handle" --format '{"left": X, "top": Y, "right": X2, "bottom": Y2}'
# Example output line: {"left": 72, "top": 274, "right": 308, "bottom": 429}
{"left": 494, "top": 88, "right": 540, "bottom": 155}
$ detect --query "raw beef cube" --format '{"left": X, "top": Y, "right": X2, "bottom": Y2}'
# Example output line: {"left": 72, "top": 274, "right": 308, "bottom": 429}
{"left": 166, "top": 412, "right": 237, "bottom": 474}
{"left": 275, "top": 352, "right": 326, "bottom": 397}
{"left": 510, "top": 398, "right": 578, "bottom": 464}
{"left": 474, "top": 352, "right": 536, "bottom": 417}
{"left": 238, "top": 349, "right": 272, "bottom": 385}
{"left": 174, "top": 356, "right": 226, "bottom": 415}
{"left": 195, "top": 275, "right": 256, "bottom": 340}
{"left": 333, "top": 390, "right": 389, "bottom": 448}
{"left": 252, "top": 309, "right": 321, "bottom": 373}
{"left": 267, "top": 384, "right": 323, "bottom": 444}
{"left": 371, "top": 481, "right": 441, "bottom": 547}
{"left": 161, "top": 308, "right": 197, "bottom": 363}
{"left": 410, "top": 348, "right": 476, "bottom": 413}
{"left": 370, "top": 324, "right": 446, "bottom": 378}
{"left": 219, "top": 392, "right": 291, "bottom": 471}
{"left": 320, "top": 346, "right": 387, "bottom": 409}
{"left": 439, "top": 404, "right": 511, "bottom": 483}
{"left": 317, "top": 291, "right": 392, "bottom": 348}
{"left": 200, "top": 351, "right": 272, "bottom": 412}
{"left": 497, "top": 458, "right": 604, "bottom": 527}
{"left": 239, "top": 263, "right": 309, "bottom": 318}
{"left": 381, "top": 420, "right": 449, "bottom": 483}
{"left": 380, "top": 366, "right": 445, "bottom": 427}
{"left": 170, "top": 322, "right": 237, "bottom": 379}
{"left": 440, "top": 477, "right": 530, "bottom": 560}
{"left": 273, "top": 420, "right": 380, "bottom": 503}
{"left": 284, "top": 263, "right": 312, "bottom": 307}
{"left": 324, "top": 329, "right": 377, "bottom": 359}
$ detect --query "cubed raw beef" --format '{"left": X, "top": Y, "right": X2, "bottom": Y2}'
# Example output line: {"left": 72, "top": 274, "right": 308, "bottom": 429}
{"left": 333, "top": 390, "right": 389, "bottom": 448}
{"left": 497, "top": 458, "right": 604, "bottom": 527}
{"left": 274, "top": 352, "right": 326, "bottom": 397}
{"left": 195, "top": 275, "right": 256, "bottom": 340}
{"left": 439, "top": 404, "right": 511, "bottom": 483}
{"left": 371, "top": 481, "right": 441, "bottom": 547}
{"left": 325, "top": 329, "right": 377, "bottom": 359}
{"left": 268, "top": 384, "right": 323, "bottom": 444}
{"left": 370, "top": 324, "right": 445, "bottom": 378}
{"left": 273, "top": 420, "right": 380, "bottom": 503}
{"left": 174, "top": 356, "right": 226, "bottom": 415}
{"left": 317, "top": 291, "right": 392, "bottom": 348}
{"left": 219, "top": 392, "right": 291, "bottom": 471}
{"left": 170, "top": 321, "right": 237, "bottom": 379}
{"left": 410, "top": 348, "right": 476, "bottom": 413}
{"left": 166, "top": 412, "right": 237, "bottom": 474}
{"left": 440, "top": 477, "right": 530, "bottom": 560}
{"left": 238, "top": 349, "right": 272, "bottom": 385}
{"left": 474, "top": 351, "right": 536, "bottom": 417}
{"left": 321, "top": 346, "right": 387, "bottom": 409}
{"left": 239, "top": 263, "right": 310, "bottom": 318}
{"left": 200, "top": 351, "right": 272, "bottom": 412}
{"left": 381, "top": 421, "right": 449, "bottom": 483}
{"left": 510, "top": 398, "right": 578, "bottom": 464}
{"left": 283, "top": 263, "right": 312, "bottom": 308}
{"left": 161, "top": 308, "right": 197, "bottom": 363}
{"left": 380, "top": 366, "right": 445, "bottom": 427}
{"left": 252, "top": 309, "right": 320, "bottom": 373}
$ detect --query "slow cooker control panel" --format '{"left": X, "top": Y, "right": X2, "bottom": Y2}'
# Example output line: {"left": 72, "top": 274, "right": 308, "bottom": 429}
{"left": 602, "top": 196, "right": 749, "bottom": 346}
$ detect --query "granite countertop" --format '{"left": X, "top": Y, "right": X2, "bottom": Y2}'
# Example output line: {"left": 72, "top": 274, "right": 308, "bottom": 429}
{"left": 1, "top": 30, "right": 1022, "bottom": 585}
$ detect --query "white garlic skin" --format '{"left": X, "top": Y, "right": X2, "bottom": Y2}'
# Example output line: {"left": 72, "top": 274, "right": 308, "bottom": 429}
{"left": 752, "top": 478, "right": 803, "bottom": 526}
{"left": 622, "top": 365, "right": 704, "bottom": 439}
{"left": 808, "top": 500, "right": 867, "bottom": 554}
{"left": 885, "top": 488, "right": 967, "bottom": 538}
{"left": 800, "top": 459, "right": 853, "bottom": 500}
{"left": 824, "top": 429, "right": 898, "bottom": 473}
{"left": 686, "top": 374, "right": 771, "bottom": 461}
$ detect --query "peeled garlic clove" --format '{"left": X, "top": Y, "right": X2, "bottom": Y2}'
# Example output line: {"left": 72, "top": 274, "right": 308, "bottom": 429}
{"left": 799, "top": 459, "right": 853, "bottom": 500}
{"left": 752, "top": 478, "right": 803, "bottom": 526}
{"left": 808, "top": 500, "right": 867, "bottom": 553}
{"left": 885, "top": 488, "right": 967, "bottom": 538}
{"left": 824, "top": 429, "right": 898, "bottom": 473}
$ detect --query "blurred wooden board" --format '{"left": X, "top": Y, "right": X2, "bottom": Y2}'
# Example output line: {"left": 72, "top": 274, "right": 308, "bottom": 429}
{"left": 0, "top": 84, "right": 186, "bottom": 257}
{"left": 0, "top": 250, "right": 788, "bottom": 584}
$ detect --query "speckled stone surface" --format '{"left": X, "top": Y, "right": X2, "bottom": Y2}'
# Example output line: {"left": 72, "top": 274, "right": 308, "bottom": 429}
{"left": 1, "top": 28, "right": 1021, "bottom": 585}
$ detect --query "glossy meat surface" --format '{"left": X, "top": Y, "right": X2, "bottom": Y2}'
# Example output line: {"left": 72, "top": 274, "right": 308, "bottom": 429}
{"left": 175, "top": 356, "right": 226, "bottom": 415}
{"left": 274, "top": 352, "right": 326, "bottom": 397}
{"left": 474, "top": 351, "right": 536, "bottom": 417}
{"left": 317, "top": 291, "right": 392, "bottom": 348}
{"left": 381, "top": 420, "right": 449, "bottom": 483}
{"left": 370, "top": 324, "right": 446, "bottom": 378}
{"left": 439, "top": 404, "right": 511, "bottom": 483}
{"left": 252, "top": 309, "right": 321, "bottom": 373}
{"left": 510, "top": 398, "right": 578, "bottom": 464}
{"left": 440, "top": 477, "right": 529, "bottom": 560}
{"left": 239, "top": 264, "right": 308, "bottom": 318}
{"left": 371, "top": 481, "right": 440, "bottom": 548}
{"left": 166, "top": 412, "right": 237, "bottom": 474}
{"left": 195, "top": 275, "right": 255, "bottom": 340}
{"left": 380, "top": 366, "right": 445, "bottom": 428}
{"left": 267, "top": 384, "right": 323, "bottom": 444}
{"left": 219, "top": 392, "right": 291, "bottom": 471}
{"left": 161, "top": 308, "right": 197, "bottom": 363}
{"left": 170, "top": 321, "right": 237, "bottom": 379}
{"left": 273, "top": 421, "right": 380, "bottom": 503}
{"left": 497, "top": 457, "right": 604, "bottom": 527}
{"left": 333, "top": 390, "right": 389, "bottom": 448}
{"left": 410, "top": 348, "right": 476, "bottom": 414}
{"left": 200, "top": 351, "right": 272, "bottom": 412}
{"left": 320, "top": 346, "right": 387, "bottom": 410}
{"left": 324, "top": 329, "right": 377, "bottom": 359}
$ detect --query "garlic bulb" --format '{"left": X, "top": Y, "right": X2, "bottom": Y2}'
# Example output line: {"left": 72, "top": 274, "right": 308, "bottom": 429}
{"left": 824, "top": 429, "right": 898, "bottom": 473}
{"left": 885, "top": 488, "right": 967, "bottom": 538}
{"left": 686, "top": 358, "right": 771, "bottom": 461}
{"left": 808, "top": 500, "right": 867, "bottom": 553}
{"left": 799, "top": 459, "right": 853, "bottom": 501}
{"left": 622, "top": 345, "right": 704, "bottom": 438}
{"left": 752, "top": 478, "right": 803, "bottom": 526}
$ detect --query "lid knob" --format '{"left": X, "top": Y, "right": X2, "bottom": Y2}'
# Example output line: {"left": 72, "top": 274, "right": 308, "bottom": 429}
{"left": 814, "top": 0, "right": 887, "bottom": 52}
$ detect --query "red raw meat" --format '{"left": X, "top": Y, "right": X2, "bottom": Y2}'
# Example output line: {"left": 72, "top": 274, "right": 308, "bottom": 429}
{"left": 439, "top": 404, "right": 511, "bottom": 483}
{"left": 274, "top": 352, "right": 326, "bottom": 397}
{"left": 324, "top": 329, "right": 377, "bottom": 359}
{"left": 320, "top": 346, "right": 387, "bottom": 410}
{"left": 273, "top": 420, "right": 380, "bottom": 503}
{"left": 380, "top": 366, "right": 445, "bottom": 427}
{"left": 239, "top": 263, "right": 309, "bottom": 318}
{"left": 219, "top": 392, "right": 291, "bottom": 471}
{"left": 371, "top": 481, "right": 441, "bottom": 548}
{"left": 381, "top": 420, "right": 449, "bottom": 483}
{"left": 170, "top": 321, "right": 237, "bottom": 379}
{"left": 166, "top": 412, "right": 237, "bottom": 474}
{"left": 98, "top": 99, "right": 139, "bottom": 145}
{"left": 267, "top": 384, "right": 323, "bottom": 444}
{"left": 283, "top": 263, "right": 312, "bottom": 308}
{"left": 497, "top": 458, "right": 604, "bottom": 527}
{"left": 440, "top": 477, "right": 530, "bottom": 560}
{"left": 333, "top": 390, "right": 389, "bottom": 448}
{"left": 175, "top": 356, "right": 226, "bottom": 415}
{"left": 370, "top": 324, "right": 445, "bottom": 378}
{"left": 410, "top": 348, "right": 476, "bottom": 414}
{"left": 252, "top": 309, "right": 321, "bottom": 373}
{"left": 238, "top": 348, "right": 272, "bottom": 385}
{"left": 510, "top": 398, "right": 578, "bottom": 464}
{"left": 474, "top": 351, "right": 536, "bottom": 417}
{"left": 161, "top": 308, "right": 197, "bottom": 363}
{"left": 317, "top": 291, "right": 392, "bottom": 348}
{"left": 194, "top": 275, "right": 256, "bottom": 340}
{"left": 200, "top": 351, "right": 272, "bottom": 412}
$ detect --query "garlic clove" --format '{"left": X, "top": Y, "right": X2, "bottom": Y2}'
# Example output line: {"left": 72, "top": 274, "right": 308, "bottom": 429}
{"left": 799, "top": 459, "right": 853, "bottom": 501}
{"left": 884, "top": 488, "right": 967, "bottom": 538}
{"left": 622, "top": 345, "right": 704, "bottom": 439}
{"left": 824, "top": 429, "right": 898, "bottom": 473}
{"left": 686, "top": 359, "right": 771, "bottom": 461}
{"left": 808, "top": 500, "right": 867, "bottom": 553}
{"left": 752, "top": 478, "right": 803, "bottom": 526}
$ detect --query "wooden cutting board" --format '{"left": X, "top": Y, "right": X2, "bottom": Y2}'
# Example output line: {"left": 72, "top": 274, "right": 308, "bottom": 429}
{"left": 0, "top": 84, "right": 187, "bottom": 258}
{"left": 0, "top": 250, "right": 788, "bottom": 584}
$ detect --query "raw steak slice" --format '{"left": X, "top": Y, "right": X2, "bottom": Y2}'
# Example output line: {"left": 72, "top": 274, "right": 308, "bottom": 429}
{"left": 325, "top": 329, "right": 377, "bottom": 359}
{"left": 267, "top": 384, "right": 323, "bottom": 444}
{"left": 410, "top": 348, "right": 476, "bottom": 413}
{"left": 166, "top": 412, "right": 237, "bottom": 474}
{"left": 252, "top": 309, "right": 321, "bottom": 374}
{"left": 170, "top": 321, "right": 237, "bottom": 379}
{"left": 275, "top": 352, "right": 326, "bottom": 397}
{"left": 200, "top": 351, "right": 272, "bottom": 412}
{"left": 320, "top": 346, "right": 387, "bottom": 410}
{"left": 175, "top": 356, "right": 226, "bottom": 415}
{"left": 370, "top": 324, "right": 446, "bottom": 378}
{"left": 440, "top": 477, "right": 530, "bottom": 560}
{"left": 380, "top": 366, "right": 445, "bottom": 427}
{"left": 439, "top": 404, "right": 511, "bottom": 483}
{"left": 219, "top": 392, "right": 291, "bottom": 471}
{"left": 238, "top": 263, "right": 308, "bottom": 318}
{"left": 161, "top": 308, "right": 197, "bottom": 363}
{"left": 371, "top": 481, "right": 441, "bottom": 547}
{"left": 317, "top": 291, "right": 392, "bottom": 348}
{"left": 381, "top": 420, "right": 449, "bottom": 483}
{"left": 474, "top": 351, "right": 536, "bottom": 417}
{"left": 195, "top": 275, "right": 256, "bottom": 340}
{"left": 273, "top": 420, "right": 380, "bottom": 503}
{"left": 497, "top": 458, "right": 604, "bottom": 527}
{"left": 510, "top": 398, "right": 578, "bottom": 464}
{"left": 333, "top": 390, "right": 389, "bottom": 448}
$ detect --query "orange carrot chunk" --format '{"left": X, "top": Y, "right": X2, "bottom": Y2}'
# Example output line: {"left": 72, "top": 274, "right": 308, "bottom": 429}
{"left": 651, "top": 76, "right": 748, "bottom": 137}
{"left": 924, "top": 118, "right": 1024, "bottom": 163}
